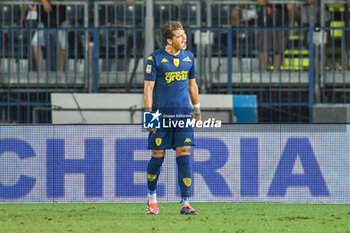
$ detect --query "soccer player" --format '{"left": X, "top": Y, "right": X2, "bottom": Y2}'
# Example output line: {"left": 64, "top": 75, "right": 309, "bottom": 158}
{"left": 144, "top": 21, "right": 200, "bottom": 215}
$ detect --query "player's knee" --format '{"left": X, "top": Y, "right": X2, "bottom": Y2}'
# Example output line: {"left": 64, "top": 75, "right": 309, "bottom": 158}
{"left": 152, "top": 149, "right": 165, "bottom": 158}
{"left": 176, "top": 146, "right": 192, "bottom": 157}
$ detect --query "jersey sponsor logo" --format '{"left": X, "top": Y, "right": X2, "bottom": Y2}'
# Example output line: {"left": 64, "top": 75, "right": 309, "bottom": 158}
{"left": 165, "top": 71, "right": 188, "bottom": 83}
{"left": 148, "top": 174, "right": 157, "bottom": 182}
{"left": 148, "top": 56, "right": 153, "bottom": 61}
{"left": 173, "top": 58, "right": 180, "bottom": 67}
{"left": 146, "top": 65, "right": 152, "bottom": 74}
{"left": 182, "top": 56, "right": 192, "bottom": 62}
{"left": 183, "top": 178, "right": 192, "bottom": 187}
{"left": 155, "top": 138, "right": 162, "bottom": 146}
{"left": 161, "top": 58, "right": 169, "bottom": 63}
{"left": 184, "top": 138, "right": 191, "bottom": 143}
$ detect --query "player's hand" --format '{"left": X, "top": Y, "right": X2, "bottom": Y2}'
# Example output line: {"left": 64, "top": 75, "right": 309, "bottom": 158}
{"left": 147, "top": 129, "right": 157, "bottom": 134}
{"left": 42, "top": 0, "right": 52, "bottom": 13}
{"left": 193, "top": 113, "right": 200, "bottom": 127}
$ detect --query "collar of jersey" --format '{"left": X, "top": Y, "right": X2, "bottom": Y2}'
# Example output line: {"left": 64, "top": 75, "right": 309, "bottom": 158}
{"left": 163, "top": 47, "right": 183, "bottom": 57}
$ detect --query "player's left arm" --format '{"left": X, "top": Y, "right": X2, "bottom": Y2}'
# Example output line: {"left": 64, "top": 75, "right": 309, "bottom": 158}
{"left": 188, "top": 78, "right": 200, "bottom": 122}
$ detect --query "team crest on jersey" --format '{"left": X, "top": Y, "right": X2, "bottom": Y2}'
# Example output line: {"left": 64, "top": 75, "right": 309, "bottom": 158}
{"left": 161, "top": 58, "right": 169, "bottom": 63}
{"left": 146, "top": 65, "right": 152, "bottom": 74}
{"left": 173, "top": 58, "right": 180, "bottom": 67}
{"left": 182, "top": 56, "right": 192, "bottom": 62}
{"left": 156, "top": 138, "right": 162, "bottom": 146}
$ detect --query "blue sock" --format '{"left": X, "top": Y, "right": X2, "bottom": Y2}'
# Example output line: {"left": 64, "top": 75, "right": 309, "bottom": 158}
{"left": 180, "top": 197, "right": 189, "bottom": 204}
{"left": 176, "top": 155, "right": 191, "bottom": 198}
{"left": 147, "top": 156, "right": 164, "bottom": 192}
{"left": 148, "top": 190, "right": 156, "bottom": 195}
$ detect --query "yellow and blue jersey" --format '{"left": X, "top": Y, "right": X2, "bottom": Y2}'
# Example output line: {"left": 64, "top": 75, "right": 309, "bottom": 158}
{"left": 144, "top": 47, "right": 196, "bottom": 115}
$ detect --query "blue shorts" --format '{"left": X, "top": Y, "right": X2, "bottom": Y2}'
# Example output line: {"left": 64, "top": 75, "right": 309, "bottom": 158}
{"left": 148, "top": 127, "right": 195, "bottom": 150}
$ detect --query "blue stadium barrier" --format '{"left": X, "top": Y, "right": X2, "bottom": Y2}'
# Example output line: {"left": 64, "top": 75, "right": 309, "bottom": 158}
{"left": 318, "top": 27, "right": 350, "bottom": 104}
{"left": 2, "top": 26, "right": 350, "bottom": 123}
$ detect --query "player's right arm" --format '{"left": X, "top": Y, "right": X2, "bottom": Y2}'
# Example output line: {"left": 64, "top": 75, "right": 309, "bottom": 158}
{"left": 144, "top": 80, "right": 156, "bottom": 133}
{"left": 144, "top": 54, "right": 157, "bottom": 133}
{"left": 144, "top": 80, "right": 155, "bottom": 112}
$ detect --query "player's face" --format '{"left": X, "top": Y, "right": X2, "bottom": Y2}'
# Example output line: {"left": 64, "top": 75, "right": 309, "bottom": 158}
{"left": 170, "top": 29, "right": 187, "bottom": 50}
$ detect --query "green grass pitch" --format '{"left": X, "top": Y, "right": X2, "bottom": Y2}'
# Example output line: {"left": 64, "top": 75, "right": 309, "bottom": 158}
{"left": 0, "top": 203, "right": 349, "bottom": 233}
